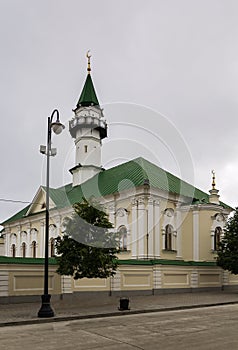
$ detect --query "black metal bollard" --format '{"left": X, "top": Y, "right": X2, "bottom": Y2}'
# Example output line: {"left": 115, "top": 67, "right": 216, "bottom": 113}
{"left": 118, "top": 297, "right": 130, "bottom": 311}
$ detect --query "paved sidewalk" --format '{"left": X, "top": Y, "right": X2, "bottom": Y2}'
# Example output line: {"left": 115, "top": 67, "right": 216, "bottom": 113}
{"left": 1, "top": 290, "right": 238, "bottom": 327}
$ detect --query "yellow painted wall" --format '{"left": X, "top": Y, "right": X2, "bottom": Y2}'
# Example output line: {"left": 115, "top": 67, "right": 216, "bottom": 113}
{"left": 0, "top": 263, "right": 236, "bottom": 297}
{"left": 118, "top": 251, "right": 132, "bottom": 260}
{"left": 4, "top": 265, "right": 61, "bottom": 296}
{"left": 120, "top": 266, "right": 153, "bottom": 291}
{"left": 161, "top": 266, "right": 191, "bottom": 289}
{"left": 228, "top": 273, "right": 238, "bottom": 285}
{"left": 181, "top": 210, "right": 193, "bottom": 261}
{"left": 199, "top": 210, "right": 213, "bottom": 261}
{"left": 73, "top": 277, "right": 110, "bottom": 292}
{"left": 198, "top": 269, "right": 222, "bottom": 287}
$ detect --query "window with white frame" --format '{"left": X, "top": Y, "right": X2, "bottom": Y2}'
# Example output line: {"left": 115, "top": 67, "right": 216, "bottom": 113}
{"left": 214, "top": 226, "right": 222, "bottom": 251}
{"left": 118, "top": 226, "right": 127, "bottom": 251}
{"left": 11, "top": 244, "right": 16, "bottom": 258}
{"left": 32, "top": 241, "right": 37, "bottom": 258}
{"left": 165, "top": 224, "right": 173, "bottom": 251}
{"left": 22, "top": 242, "right": 26, "bottom": 258}
{"left": 50, "top": 238, "right": 55, "bottom": 257}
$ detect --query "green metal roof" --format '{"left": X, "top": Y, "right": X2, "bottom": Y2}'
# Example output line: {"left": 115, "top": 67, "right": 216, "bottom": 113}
{"left": 76, "top": 74, "right": 99, "bottom": 107}
{"left": 69, "top": 157, "right": 230, "bottom": 208}
{"left": 1, "top": 157, "right": 232, "bottom": 225}
{"left": 2, "top": 205, "right": 31, "bottom": 225}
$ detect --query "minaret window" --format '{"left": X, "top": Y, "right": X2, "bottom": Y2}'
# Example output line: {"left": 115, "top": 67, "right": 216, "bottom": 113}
{"left": 84, "top": 145, "right": 88, "bottom": 153}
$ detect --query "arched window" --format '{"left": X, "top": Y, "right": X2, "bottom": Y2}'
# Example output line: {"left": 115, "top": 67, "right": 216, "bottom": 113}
{"left": 119, "top": 226, "right": 127, "bottom": 251}
{"left": 32, "top": 241, "right": 36, "bottom": 258}
{"left": 165, "top": 224, "right": 173, "bottom": 251}
{"left": 214, "top": 227, "right": 222, "bottom": 251}
{"left": 22, "top": 242, "right": 26, "bottom": 258}
{"left": 12, "top": 244, "right": 16, "bottom": 258}
{"left": 50, "top": 238, "right": 55, "bottom": 257}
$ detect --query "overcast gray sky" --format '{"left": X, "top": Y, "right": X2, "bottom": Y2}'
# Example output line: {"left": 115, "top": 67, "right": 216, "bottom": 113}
{"left": 1, "top": 0, "right": 238, "bottom": 223}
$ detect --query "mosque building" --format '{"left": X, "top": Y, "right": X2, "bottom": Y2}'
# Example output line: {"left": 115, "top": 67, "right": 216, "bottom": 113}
{"left": 0, "top": 54, "right": 236, "bottom": 299}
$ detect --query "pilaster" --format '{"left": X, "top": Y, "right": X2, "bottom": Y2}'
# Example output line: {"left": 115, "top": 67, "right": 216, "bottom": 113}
{"left": 4, "top": 229, "right": 10, "bottom": 257}
{"left": 16, "top": 225, "right": 21, "bottom": 257}
{"left": 131, "top": 198, "right": 137, "bottom": 258}
{"left": 191, "top": 269, "right": 199, "bottom": 288}
{"left": 26, "top": 223, "right": 31, "bottom": 258}
{"left": 222, "top": 270, "right": 229, "bottom": 287}
{"left": 138, "top": 196, "right": 145, "bottom": 258}
{"left": 55, "top": 216, "right": 61, "bottom": 237}
{"left": 193, "top": 209, "right": 199, "bottom": 261}
{"left": 111, "top": 270, "right": 121, "bottom": 291}
{"left": 40, "top": 221, "right": 45, "bottom": 258}
{"left": 147, "top": 197, "right": 154, "bottom": 259}
{"left": 61, "top": 276, "right": 73, "bottom": 294}
{"left": 153, "top": 266, "right": 162, "bottom": 290}
{"left": 0, "top": 271, "right": 9, "bottom": 297}
{"left": 108, "top": 204, "right": 116, "bottom": 228}
{"left": 154, "top": 200, "right": 161, "bottom": 258}
{"left": 175, "top": 207, "right": 182, "bottom": 258}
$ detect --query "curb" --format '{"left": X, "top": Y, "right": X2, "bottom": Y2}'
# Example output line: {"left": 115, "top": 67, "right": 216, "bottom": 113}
{"left": 1, "top": 300, "right": 238, "bottom": 328}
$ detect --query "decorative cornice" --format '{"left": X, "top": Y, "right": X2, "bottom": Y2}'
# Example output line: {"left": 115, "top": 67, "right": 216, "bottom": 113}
{"left": 147, "top": 196, "right": 154, "bottom": 205}
{"left": 138, "top": 196, "right": 146, "bottom": 205}
{"left": 131, "top": 198, "right": 137, "bottom": 206}
{"left": 116, "top": 208, "right": 128, "bottom": 217}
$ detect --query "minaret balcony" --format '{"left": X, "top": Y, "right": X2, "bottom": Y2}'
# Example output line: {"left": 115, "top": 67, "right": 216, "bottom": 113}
{"left": 69, "top": 115, "right": 107, "bottom": 139}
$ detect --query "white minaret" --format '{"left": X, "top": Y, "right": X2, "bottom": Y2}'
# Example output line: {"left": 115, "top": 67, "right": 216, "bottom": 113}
{"left": 69, "top": 52, "right": 107, "bottom": 186}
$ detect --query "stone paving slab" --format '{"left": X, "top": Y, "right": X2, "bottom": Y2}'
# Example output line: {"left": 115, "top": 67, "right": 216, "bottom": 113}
{"left": 1, "top": 290, "right": 238, "bottom": 327}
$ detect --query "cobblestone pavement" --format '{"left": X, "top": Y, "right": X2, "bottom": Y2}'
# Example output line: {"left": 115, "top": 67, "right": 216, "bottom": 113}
{"left": 1, "top": 290, "right": 238, "bottom": 327}
{"left": 1, "top": 304, "right": 238, "bottom": 349}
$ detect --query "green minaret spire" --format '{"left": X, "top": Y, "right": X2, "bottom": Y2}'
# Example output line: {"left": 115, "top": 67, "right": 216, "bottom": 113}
{"left": 76, "top": 51, "right": 99, "bottom": 108}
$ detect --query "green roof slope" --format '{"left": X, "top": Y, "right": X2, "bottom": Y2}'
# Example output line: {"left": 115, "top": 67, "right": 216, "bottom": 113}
{"left": 74, "top": 157, "right": 225, "bottom": 204}
{"left": 76, "top": 74, "right": 99, "bottom": 107}
{"left": 2, "top": 204, "right": 30, "bottom": 226}
{"left": 1, "top": 157, "right": 232, "bottom": 225}
{"left": 54, "top": 157, "right": 232, "bottom": 210}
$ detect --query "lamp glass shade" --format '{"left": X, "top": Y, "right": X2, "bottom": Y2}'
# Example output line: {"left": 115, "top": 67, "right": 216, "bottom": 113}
{"left": 51, "top": 122, "right": 65, "bottom": 135}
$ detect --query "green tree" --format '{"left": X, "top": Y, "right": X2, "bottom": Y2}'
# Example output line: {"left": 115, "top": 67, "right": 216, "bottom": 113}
{"left": 55, "top": 198, "right": 119, "bottom": 279}
{"left": 217, "top": 207, "right": 238, "bottom": 274}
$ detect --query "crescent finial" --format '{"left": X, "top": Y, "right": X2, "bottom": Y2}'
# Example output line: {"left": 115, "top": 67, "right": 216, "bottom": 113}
{"left": 86, "top": 50, "right": 91, "bottom": 59}
{"left": 86, "top": 50, "right": 91, "bottom": 74}
{"left": 211, "top": 170, "right": 216, "bottom": 189}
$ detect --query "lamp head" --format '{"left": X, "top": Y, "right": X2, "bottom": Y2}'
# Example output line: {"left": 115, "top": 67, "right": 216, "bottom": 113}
{"left": 51, "top": 122, "right": 65, "bottom": 135}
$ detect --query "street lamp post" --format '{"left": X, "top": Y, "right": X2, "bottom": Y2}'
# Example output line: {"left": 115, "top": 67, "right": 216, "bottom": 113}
{"left": 38, "top": 109, "right": 64, "bottom": 318}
